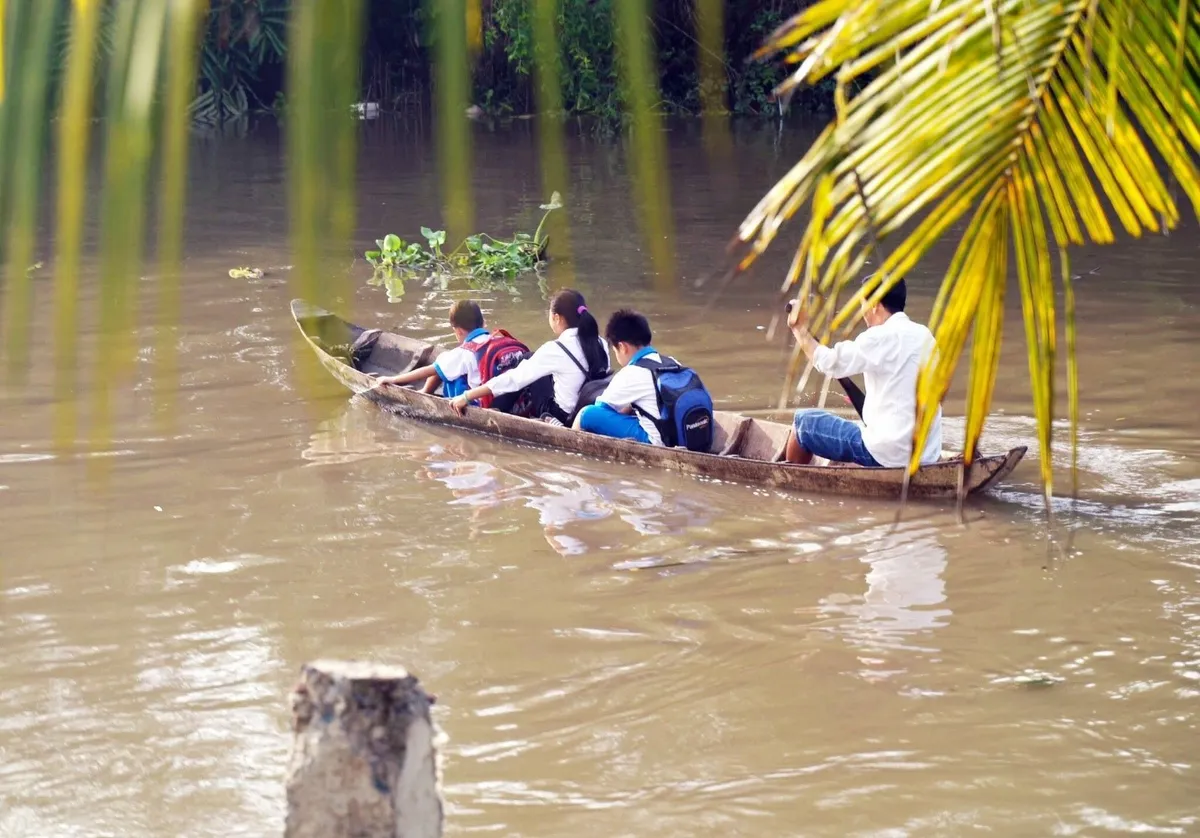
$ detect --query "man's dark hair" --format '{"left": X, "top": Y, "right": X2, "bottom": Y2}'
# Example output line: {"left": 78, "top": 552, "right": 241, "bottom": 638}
{"left": 863, "top": 276, "right": 906, "bottom": 314}
{"left": 449, "top": 299, "right": 485, "bottom": 331}
{"left": 605, "top": 309, "right": 652, "bottom": 348}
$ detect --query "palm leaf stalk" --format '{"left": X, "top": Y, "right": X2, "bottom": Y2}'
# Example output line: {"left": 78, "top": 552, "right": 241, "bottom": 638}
{"left": 735, "top": 0, "right": 1200, "bottom": 502}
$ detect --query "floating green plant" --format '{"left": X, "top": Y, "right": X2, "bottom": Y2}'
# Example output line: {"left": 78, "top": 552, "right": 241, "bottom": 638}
{"left": 365, "top": 192, "right": 561, "bottom": 283}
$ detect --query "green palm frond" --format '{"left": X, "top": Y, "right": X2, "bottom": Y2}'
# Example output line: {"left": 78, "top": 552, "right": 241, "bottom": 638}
{"left": 736, "top": 0, "right": 1200, "bottom": 499}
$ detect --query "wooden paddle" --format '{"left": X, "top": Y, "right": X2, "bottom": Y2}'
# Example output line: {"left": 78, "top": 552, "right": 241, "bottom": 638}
{"left": 838, "top": 377, "right": 866, "bottom": 419}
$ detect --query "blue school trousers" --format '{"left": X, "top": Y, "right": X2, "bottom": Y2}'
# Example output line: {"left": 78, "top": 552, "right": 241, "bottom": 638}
{"left": 577, "top": 403, "right": 651, "bottom": 444}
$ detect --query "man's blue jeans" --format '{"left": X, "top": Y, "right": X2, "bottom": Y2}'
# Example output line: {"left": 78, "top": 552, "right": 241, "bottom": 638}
{"left": 793, "top": 409, "right": 881, "bottom": 467}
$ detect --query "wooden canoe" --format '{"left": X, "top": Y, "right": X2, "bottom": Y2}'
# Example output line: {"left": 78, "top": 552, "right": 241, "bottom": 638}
{"left": 292, "top": 300, "right": 1026, "bottom": 501}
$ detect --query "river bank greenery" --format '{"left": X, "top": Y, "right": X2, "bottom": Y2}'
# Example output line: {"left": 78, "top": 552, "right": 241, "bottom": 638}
{"left": 4, "top": 0, "right": 1200, "bottom": 499}
{"left": 182, "top": 0, "right": 823, "bottom": 121}
{"left": 37, "top": 1, "right": 824, "bottom": 123}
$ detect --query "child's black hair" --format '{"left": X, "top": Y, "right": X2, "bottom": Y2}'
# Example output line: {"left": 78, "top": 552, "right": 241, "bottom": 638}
{"left": 604, "top": 309, "right": 652, "bottom": 348}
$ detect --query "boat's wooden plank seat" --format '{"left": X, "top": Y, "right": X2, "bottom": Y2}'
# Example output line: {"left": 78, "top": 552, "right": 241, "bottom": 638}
{"left": 357, "top": 331, "right": 437, "bottom": 377}
{"left": 716, "top": 416, "right": 752, "bottom": 456}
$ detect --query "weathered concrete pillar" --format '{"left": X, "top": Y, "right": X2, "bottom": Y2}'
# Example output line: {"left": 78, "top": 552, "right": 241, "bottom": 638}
{"left": 285, "top": 660, "right": 443, "bottom": 838}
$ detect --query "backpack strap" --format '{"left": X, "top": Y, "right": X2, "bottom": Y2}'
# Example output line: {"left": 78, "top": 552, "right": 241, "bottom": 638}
{"left": 632, "top": 353, "right": 682, "bottom": 374}
{"left": 631, "top": 403, "right": 657, "bottom": 421}
{"left": 633, "top": 356, "right": 683, "bottom": 388}
{"left": 630, "top": 355, "right": 666, "bottom": 426}
{"left": 555, "top": 340, "right": 588, "bottom": 376}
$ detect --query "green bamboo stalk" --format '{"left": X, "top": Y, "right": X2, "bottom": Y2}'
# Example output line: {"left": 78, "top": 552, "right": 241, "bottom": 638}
{"left": 155, "top": 0, "right": 209, "bottom": 430}
{"left": 2, "top": 0, "right": 59, "bottom": 379}
{"left": 695, "top": 0, "right": 732, "bottom": 161}
{"left": 434, "top": 0, "right": 472, "bottom": 247}
{"left": 54, "top": 0, "right": 103, "bottom": 451}
{"left": 288, "top": 0, "right": 365, "bottom": 400}
{"left": 0, "top": 0, "right": 6, "bottom": 104}
{"left": 92, "top": 0, "right": 169, "bottom": 467}
{"left": 532, "top": 0, "right": 575, "bottom": 291}
{"left": 613, "top": 0, "right": 675, "bottom": 289}
{"left": 0, "top": 1, "right": 23, "bottom": 242}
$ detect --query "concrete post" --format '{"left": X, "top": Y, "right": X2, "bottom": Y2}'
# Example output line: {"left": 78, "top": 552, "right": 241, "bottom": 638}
{"left": 285, "top": 660, "right": 443, "bottom": 838}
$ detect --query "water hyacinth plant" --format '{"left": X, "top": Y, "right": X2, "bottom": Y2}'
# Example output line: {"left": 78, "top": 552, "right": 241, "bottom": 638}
{"left": 365, "top": 192, "right": 561, "bottom": 281}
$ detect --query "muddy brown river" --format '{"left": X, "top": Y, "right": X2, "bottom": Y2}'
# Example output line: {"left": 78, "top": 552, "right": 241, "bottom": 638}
{"left": 1, "top": 119, "right": 1199, "bottom": 836}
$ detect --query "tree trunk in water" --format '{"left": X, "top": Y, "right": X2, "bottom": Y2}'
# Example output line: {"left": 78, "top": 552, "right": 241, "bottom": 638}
{"left": 285, "top": 660, "right": 443, "bottom": 838}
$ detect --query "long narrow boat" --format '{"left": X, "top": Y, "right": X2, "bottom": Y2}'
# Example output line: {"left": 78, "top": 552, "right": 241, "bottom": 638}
{"left": 292, "top": 300, "right": 1025, "bottom": 500}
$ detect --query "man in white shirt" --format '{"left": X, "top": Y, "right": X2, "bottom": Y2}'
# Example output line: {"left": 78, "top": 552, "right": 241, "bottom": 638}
{"left": 572, "top": 309, "right": 665, "bottom": 446}
{"left": 785, "top": 278, "right": 943, "bottom": 468}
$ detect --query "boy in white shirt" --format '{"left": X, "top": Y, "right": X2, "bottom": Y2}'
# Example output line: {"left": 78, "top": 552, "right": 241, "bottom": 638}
{"left": 572, "top": 310, "right": 664, "bottom": 446}
{"left": 785, "top": 278, "right": 943, "bottom": 468}
{"left": 372, "top": 299, "right": 492, "bottom": 398}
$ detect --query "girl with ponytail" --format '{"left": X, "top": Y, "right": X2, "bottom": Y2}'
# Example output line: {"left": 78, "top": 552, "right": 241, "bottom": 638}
{"left": 449, "top": 289, "right": 612, "bottom": 424}
{"left": 550, "top": 289, "right": 607, "bottom": 381}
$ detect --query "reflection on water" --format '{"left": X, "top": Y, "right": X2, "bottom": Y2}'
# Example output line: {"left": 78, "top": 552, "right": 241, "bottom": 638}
{"left": 1, "top": 122, "right": 1199, "bottom": 836}
{"left": 817, "top": 523, "right": 951, "bottom": 657}
{"left": 306, "top": 400, "right": 721, "bottom": 557}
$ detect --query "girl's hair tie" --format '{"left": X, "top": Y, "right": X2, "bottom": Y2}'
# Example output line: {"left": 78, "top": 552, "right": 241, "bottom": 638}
{"left": 577, "top": 305, "right": 588, "bottom": 315}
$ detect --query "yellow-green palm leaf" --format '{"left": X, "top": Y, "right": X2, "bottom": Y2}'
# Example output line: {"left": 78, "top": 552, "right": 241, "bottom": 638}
{"left": 737, "top": 0, "right": 1200, "bottom": 499}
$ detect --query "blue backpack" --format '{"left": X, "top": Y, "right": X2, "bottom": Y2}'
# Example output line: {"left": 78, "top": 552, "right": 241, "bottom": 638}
{"left": 633, "top": 356, "right": 714, "bottom": 451}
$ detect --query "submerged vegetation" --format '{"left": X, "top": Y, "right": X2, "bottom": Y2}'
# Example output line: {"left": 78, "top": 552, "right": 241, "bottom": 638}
{"left": 365, "top": 193, "right": 561, "bottom": 282}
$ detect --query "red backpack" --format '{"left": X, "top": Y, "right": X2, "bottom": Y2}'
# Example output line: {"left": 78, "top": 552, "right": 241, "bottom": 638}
{"left": 471, "top": 329, "right": 531, "bottom": 408}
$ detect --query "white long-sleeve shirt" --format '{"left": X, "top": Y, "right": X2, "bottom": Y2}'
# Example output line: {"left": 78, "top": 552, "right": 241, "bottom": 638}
{"left": 810, "top": 312, "right": 943, "bottom": 467}
{"left": 485, "top": 328, "right": 611, "bottom": 414}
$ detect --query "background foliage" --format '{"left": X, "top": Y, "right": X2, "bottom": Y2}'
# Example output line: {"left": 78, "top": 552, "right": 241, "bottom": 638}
{"left": 35, "top": 1, "right": 826, "bottom": 126}
{"left": 111, "top": 0, "right": 830, "bottom": 120}
{"left": 192, "top": 0, "right": 288, "bottom": 123}
{"left": 363, "top": 0, "right": 829, "bottom": 118}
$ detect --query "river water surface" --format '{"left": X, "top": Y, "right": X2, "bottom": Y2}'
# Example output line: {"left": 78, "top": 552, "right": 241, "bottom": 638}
{"left": 1, "top": 119, "right": 1199, "bottom": 836}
